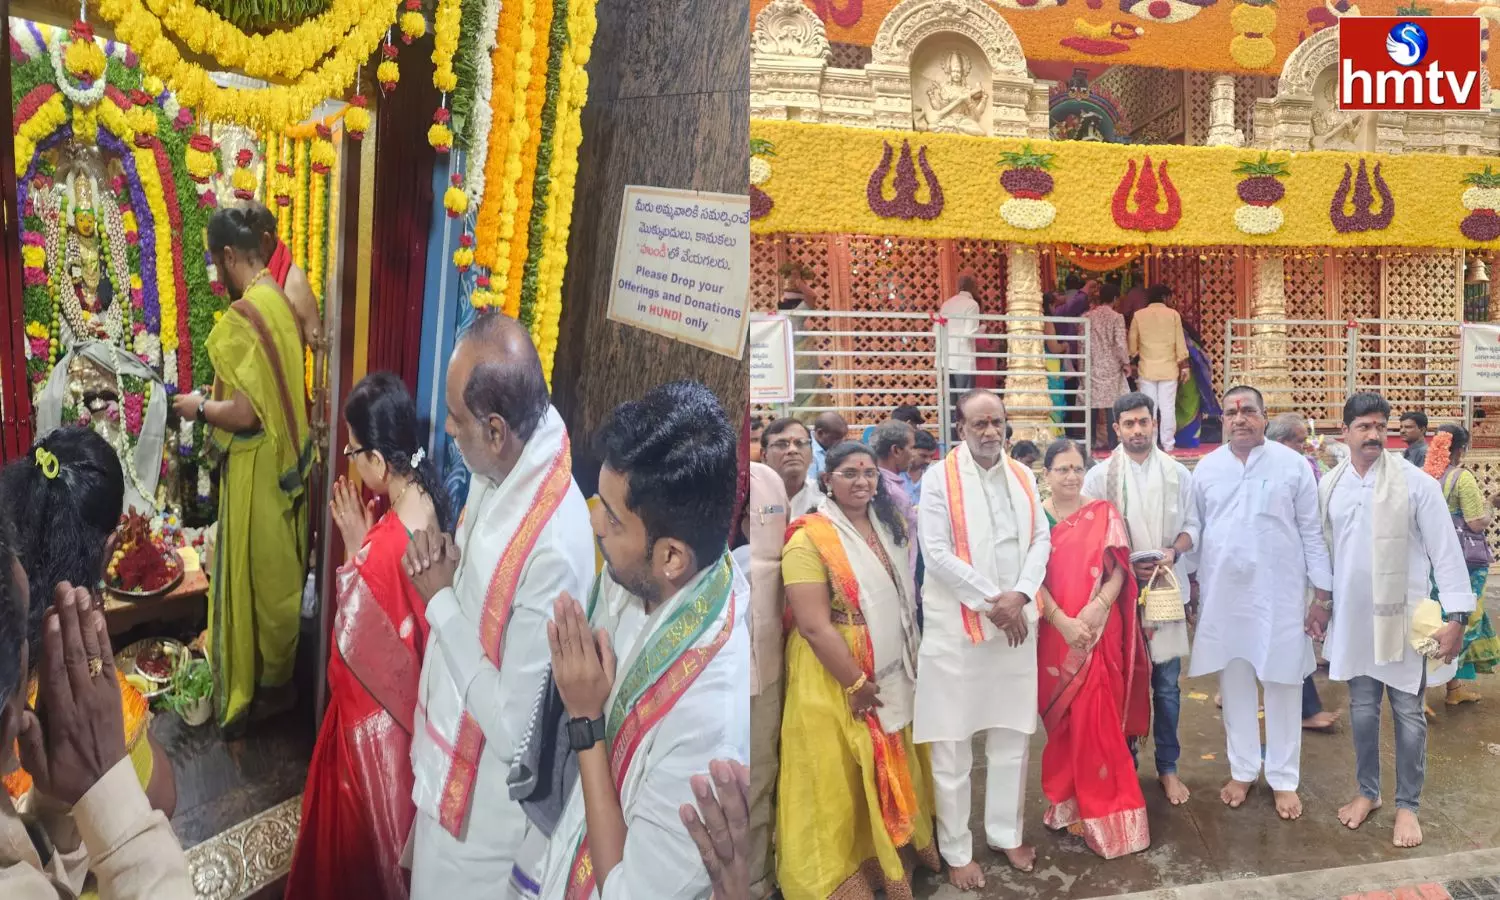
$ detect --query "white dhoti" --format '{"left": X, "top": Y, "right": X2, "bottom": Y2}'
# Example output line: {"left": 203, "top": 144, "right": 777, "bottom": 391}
{"left": 930, "top": 728, "right": 1030, "bottom": 864}
{"left": 1219, "top": 658, "right": 1303, "bottom": 791}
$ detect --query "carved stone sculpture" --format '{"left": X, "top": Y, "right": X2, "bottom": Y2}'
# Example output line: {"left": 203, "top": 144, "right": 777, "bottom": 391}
{"left": 916, "top": 50, "right": 987, "bottom": 135}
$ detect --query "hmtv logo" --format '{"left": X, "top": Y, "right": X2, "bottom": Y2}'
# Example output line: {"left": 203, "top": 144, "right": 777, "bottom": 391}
{"left": 1338, "top": 16, "right": 1483, "bottom": 111}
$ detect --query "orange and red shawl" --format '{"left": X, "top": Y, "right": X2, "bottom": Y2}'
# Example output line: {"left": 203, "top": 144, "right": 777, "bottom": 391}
{"left": 784, "top": 513, "right": 919, "bottom": 846}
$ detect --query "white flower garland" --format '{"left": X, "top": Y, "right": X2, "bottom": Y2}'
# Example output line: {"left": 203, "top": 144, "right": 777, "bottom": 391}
{"left": 1462, "top": 186, "right": 1500, "bottom": 212}
{"left": 48, "top": 30, "right": 108, "bottom": 107}
{"left": 464, "top": 0, "right": 504, "bottom": 208}
{"left": 1000, "top": 198, "right": 1057, "bottom": 231}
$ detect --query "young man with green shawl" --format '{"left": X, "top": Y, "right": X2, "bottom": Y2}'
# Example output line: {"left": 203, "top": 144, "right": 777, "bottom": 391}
{"left": 173, "top": 206, "right": 312, "bottom": 729}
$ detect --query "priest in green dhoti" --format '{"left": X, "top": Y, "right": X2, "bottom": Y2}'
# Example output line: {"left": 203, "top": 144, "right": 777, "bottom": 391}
{"left": 173, "top": 206, "right": 311, "bottom": 729}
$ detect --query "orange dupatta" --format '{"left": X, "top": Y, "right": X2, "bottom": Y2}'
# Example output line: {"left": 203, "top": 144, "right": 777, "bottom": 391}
{"left": 943, "top": 449, "right": 1038, "bottom": 644}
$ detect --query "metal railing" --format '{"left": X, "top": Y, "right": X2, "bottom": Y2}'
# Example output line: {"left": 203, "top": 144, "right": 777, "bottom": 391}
{"left": 752, "top": 308, "right": 1092, "bottom": 447}
{"left": 1223, "top": 318, "right": 1470, "bottom": 430}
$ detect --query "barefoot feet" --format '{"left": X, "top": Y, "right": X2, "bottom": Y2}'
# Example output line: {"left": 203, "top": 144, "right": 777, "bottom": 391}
{"left": 1337, "top": 795, "right": 1382, "bottom": 829}
{"left": 948, "top": 861, "right": 985, "bottom": 891}
{"left": 1274, "top": 790, "right": 1303, "bottom": 820}
{"left": 1001, "top": 845, "right": 1036, "bottom": 873}
{"left": 1302, "top": 710, "right": 1341, "bottom": 732}
{"left": 1220, "top": 779, "right": 1251, "bottom": 808}
{"left": 1393, "top": 809, "right": 1424, "bottom": 848}
{"left": 1160, "top": 773, "right": 1191, "bottom": 805}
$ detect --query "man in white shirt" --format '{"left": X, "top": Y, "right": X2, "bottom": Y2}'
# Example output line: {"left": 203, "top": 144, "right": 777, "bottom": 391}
{"left": 404, "top": 313, "right": 595, "bottom": 898}
{"left": 1309, "top": 392, "right": 1473, "bottom": 849}
{"left": 536, "top": 381, "right": 748, "bottom": 900}
{"left": 745, "top": 463, "right": 788, "bottom": 900}
{"left": 940, "top": 275, "right": 982, "bottom": 393}
{"left": 1081, "top": 392, "right": 1198, "bottom": 805}
{"left": 916, "top": 389, "right": 1050, "bottom": 889}
{"left": 1188, "top": 385, "right": 1333, "bottom": 822}
{"left": 760, "top": 417, "right": 818, "bottom": 517}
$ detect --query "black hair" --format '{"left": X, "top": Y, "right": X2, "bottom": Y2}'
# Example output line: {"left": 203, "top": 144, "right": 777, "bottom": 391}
{"left": 1147, "top": 283, "right": 1172, "bottom": 304}
{"left": 1042, "top": 438, "right": 1087, "bottom": 470}
{"left": 1005, "top": 422, "right": 1013, "bottom": 440}
{"left": 1113, "top": 391, "right": 1156, "bottom": 421}
{"left": 1041, "top": 290, "right": 1058, "bottom": 312}
{"left": 892, "top": 405, "right": 925, "bottom": 426}
{"left": 955, "top": 388, "right": 1003, "bottom": 422}
{"left": 1400, "top": 410, "right": 1429, "bottom": 430}
{"left": 760, "top": 416, "right": 809, "bottom": 451}
{"left": 1097, "top": 283, "right": 1120, "bottom": 305}
{"left": 241, "top": 200, "right": 281, "bottom": 260}
{"left": 1437, "top": 423, "right": 1470, "bottom": 455}
{"left": 1223, "top": 384, "right": 1265, "bottom": 412}
{"left": 460, "top": 311, "right": 550, "bottom": 442}
{"left": 0, "top": 427, "right": 123, "bottom": 665}
{"left": 821, "top": 441, "right": 907, "bottom": 546}
{"left": 872, "top": 421, "right": 914, "bottom": 461}
{"left": 345, "top": 372, "right": 456, "bottom": 533}
{"left": 913, "top": 429, "right": 939, "bottom": 452}
{"left": 1342, "top": 392, "right": 1391, "bottom": 427}
{"left": 0, "top": 534, "right": 22, "bottom": 708}
{"left": 1064, "top": 274, "right": 1083, "bottom": 291}
{"left": 957, "top": 274, "right": 979, "bottom": 295}
{"left": 206, "top": 205, "right": 270, "bottom": 265}
{"left": 595, "top": 381, "right": 737, "bottom": 568}
{"left": 1011, "top": 440, "right": 1040, "bottom": 462}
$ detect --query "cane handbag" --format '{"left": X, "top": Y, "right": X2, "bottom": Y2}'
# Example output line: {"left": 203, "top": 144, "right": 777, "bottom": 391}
{"left": 1441, "top": 469, "right": 1494, "bottom": 569}
{"left": 1139, "top": 563, "right": 1186, "bottom": 624}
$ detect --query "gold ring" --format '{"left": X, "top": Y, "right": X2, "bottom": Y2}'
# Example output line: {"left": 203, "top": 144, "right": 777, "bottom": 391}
{"left": 87, "top": 657, "right": 103, "bottom": 678}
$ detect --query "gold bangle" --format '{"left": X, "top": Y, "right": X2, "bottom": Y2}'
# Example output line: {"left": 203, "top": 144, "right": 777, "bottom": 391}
{"left": 845, "top": 673, "right": 868, "bottom": 696}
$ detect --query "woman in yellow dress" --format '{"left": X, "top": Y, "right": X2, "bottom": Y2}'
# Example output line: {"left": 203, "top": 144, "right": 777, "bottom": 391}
{"left": 778, "top": 441, "right": 934, "bottom": 899}
{"left": 173, "top": 206, "right": 312, "bottom": 730}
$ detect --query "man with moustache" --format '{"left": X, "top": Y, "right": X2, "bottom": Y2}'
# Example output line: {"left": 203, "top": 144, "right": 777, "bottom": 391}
{"left": 916, "top": 389, "right": 1050, "bottom": 888}
{"left": 761, "top": 417, "right": 819, "bottom": 517}
{"left": 403, "top": 312, "right": 595, "bottom": 897}
{"left": 1081, "top": 392, "right": 1197, "bottom": 805}
{"left": 1311, "top": 393, "right": 1472, "bottom": 849}
{"left": 1188, "top": 386, "right": 1333, "bottom": 822}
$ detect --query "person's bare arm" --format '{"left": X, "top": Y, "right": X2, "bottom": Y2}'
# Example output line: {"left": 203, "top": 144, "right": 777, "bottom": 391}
{"left": 203, "top": 392, "right": 261, "bottom": 433}
{"left": 144, "top": 735, "right": 176, "bottom": 819}
{"left": 283, "top": 266, "right": 321, "bottom": 349}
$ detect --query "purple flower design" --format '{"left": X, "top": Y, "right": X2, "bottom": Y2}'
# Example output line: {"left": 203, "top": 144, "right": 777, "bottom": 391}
{"left": 1330, "top": 159, "right": 1394, "bottom": 234}
{"left": 867, "top": 140, "right": 944, "bottom": 221}
{"left": 98, "top": 131, "right": 160, "bottom": 332}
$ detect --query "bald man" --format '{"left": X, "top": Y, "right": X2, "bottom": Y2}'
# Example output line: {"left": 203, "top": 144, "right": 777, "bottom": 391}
{"left": 405, "top": 312, "right": 595, "bottom": 898}
{"left": 810, "top": 411, "right": 847, "bottom": 481}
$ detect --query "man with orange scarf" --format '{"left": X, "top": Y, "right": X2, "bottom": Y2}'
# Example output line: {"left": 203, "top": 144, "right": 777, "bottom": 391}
{"left": 915, "top": 389, "right": 1050, "bottom": 889}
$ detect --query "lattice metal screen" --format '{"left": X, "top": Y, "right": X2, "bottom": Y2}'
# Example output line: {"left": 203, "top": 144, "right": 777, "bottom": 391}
{"left": 952, "top": 239, "right": 1010, "bottom": 314}
{"left": 1282, "top": 256, "right": 1338, "bottom": 417}
{"left": 1375, "top": 253, "right": 1462, "bottom": 420}
{"left": 845, "top": 237, "right": 944, "bottom": 420}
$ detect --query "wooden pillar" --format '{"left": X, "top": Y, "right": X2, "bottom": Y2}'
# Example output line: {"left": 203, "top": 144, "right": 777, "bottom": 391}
{"left": 549, "top": 0, "right": 748, "bottom": 449}
{"left": 1005, "top": 245, "right": 1054, "bottom": 442}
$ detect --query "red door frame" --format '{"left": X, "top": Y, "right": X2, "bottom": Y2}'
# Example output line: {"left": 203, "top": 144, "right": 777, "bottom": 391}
{"left": 1, "top": 4, "right": 37, "bottom": 461}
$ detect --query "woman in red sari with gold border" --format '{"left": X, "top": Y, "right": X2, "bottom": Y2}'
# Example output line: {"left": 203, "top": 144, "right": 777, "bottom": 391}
{"left": 285, "top": 373, "right": 453, "bottom": 900}
{"left": 1035, "top": 440, "right": 1152, "bottom": 860}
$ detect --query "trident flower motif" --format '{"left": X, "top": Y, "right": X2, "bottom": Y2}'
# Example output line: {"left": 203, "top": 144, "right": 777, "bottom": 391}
{"left": 1330, "top": 159, "right": 1394, "bottom": 234}
{"left": 1111, "top": 156, "right": 1181, "bottom": 232}
{"left": 867, "top": 140, "right": 944, "bottom": 221}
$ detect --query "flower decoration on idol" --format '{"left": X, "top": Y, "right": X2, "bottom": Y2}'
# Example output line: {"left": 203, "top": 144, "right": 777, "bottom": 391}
{"left": 379, "top": 37, "right": 401, "bottom": 95}
{"left": 866, "top": 140, "right": 944, "bottom": 221}
{"left": 186, "top": 134, "right": 218, "bottom": 184}
{"left": 454, "top": 234, "right": 474, "bottom": 272}
{"left": 400, "top": 0, "right": 427, "bottom": 44}
{"left": 429, "top": 107, "right": 454, "bottom": 153}
{"left": 63, "top": 20, "right": 106, "bottom": 85}
{"left": 346, "top": 93, "right": 370, "bottom": 141}
{"left": 1112, "top": 155, "right": 1182, "bottom": 232}
{"left": 749, "top": 138, "right": 775, "bottom": 221}
{"left": 1231, "top": 152, "right": 1290, "bottom": 235}
{"left": 1460, "top": 165, "right": 1500, "bottom": 242}
{"left": 997, "top": 144, "right": 1058, "bottom": 231}
{"left": 311, "top": 128, "right": 335, "bottom": 175}
{"left": 231, "top": 148, "right": 257, "bottom": 201}
{"left": 445, "top": 173, "right": 469, "bottom": 218}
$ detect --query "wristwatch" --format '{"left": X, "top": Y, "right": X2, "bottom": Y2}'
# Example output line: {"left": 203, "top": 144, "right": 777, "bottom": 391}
{"left": 567, "top": 715, "right": 606, "bottom": 752}
{"left": 1449, "top": 612, "right": 1471, "bottom": 628}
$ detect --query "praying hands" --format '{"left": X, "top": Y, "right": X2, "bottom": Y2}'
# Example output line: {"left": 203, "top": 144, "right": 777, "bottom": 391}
{"left": 549, "top": 592, "right": 616, "bottom": 721}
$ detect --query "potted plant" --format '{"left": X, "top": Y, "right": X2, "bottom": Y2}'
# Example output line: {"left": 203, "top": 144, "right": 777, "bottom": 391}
{"left": 164, "top": 657, "right": 213, "bottom": 727}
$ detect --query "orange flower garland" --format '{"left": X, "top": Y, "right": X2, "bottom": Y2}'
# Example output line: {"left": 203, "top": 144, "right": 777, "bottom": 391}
{"left": 1424, "top": 430, "right": 1453, "bottom": 479}
{"left": 500, "top": 0, "right": 555, "bottom": 318}
{"left": 472, "top": 0, "right": 524, "bottom": 272}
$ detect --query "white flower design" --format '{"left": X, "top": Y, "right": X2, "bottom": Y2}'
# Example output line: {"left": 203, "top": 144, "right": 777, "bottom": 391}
{"left": 1233, "top": 204, "right": 1284, "bottom": 235}
{"left": 1000, "top": 198, "right": 1056, "bottom": 231}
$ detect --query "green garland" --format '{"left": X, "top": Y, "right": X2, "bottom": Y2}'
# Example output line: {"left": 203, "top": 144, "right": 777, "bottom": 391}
{"left": 515, "top": 0, "right": 569, "bottom": 329}
{"left": 192, "top": 0, "right": 331, "bottom": 34}
{"left": 452, "top": 0, "right": 485, "bottom": 149}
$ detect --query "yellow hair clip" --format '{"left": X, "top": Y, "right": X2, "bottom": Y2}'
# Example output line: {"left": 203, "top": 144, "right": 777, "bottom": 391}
{"left": 34, "top": 447, "right": 59, "bottom": 481}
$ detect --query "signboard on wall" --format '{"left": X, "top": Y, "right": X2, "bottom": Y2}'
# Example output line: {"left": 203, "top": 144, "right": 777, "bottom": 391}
{"left": 606, "top": 185, "right": 751, "bottom": 359}
{"left": 749, "top": 315, "right": 795, "bottom": 403}
{"left": 1460, "top": 324, "right": 1500, "bottom": 394}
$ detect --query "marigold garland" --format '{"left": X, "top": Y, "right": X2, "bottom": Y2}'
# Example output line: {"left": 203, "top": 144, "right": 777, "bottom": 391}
{"left": 432, "top": 0, "right": 462, "bottom": 96}
{"left": 293, "top": 138, "right": 309, "bottom": 270}
{"left": 485, "top": 0, "right": 542, "bottom": 307}
{"left": 472, "top": 0, "right": 525, "bottom": 271}
{"left": 400, "top": 0, "right": 427, "bottom": 43}
{"left": 346, "top": 94, "right": 371, "bottom": 140}
{"left": 504, "top": 0, "right": 563, "bottom": 319}
{"left": 1424, "top": 431, "right": 1453, "bottom": 479}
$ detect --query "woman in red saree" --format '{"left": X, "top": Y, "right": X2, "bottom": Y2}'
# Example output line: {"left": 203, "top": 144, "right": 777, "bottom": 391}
{"left": 285, "top": 373, "right": 453, "bottom": 900}
{"left": 1035, "top": 439, "right": 1152, "bottom": 859}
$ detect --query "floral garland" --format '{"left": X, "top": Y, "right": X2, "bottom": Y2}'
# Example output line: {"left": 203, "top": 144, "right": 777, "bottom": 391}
{"left": 13, "top": 93, "right": 68, "bottom": 178}
{"left": 1423, "top": 431, "right": 1453, "bottom": 479}
{"left": 293, "top": 138, "right": 309, "bottom": 270}
{"left": 530, "top": 0, "right": 599, "bottom": 380}
{"left": 514, "top": 0, "right": 570, "bottom": 324}
{"left": 486, "top": 0, "right": 543, "bottom": 306}
{"left": 452, "top": 0, "right": 487, "bottom": 148}
{"left": 462, "top": 0, "right": 504, "bottom": 208}
{"left": 433, "top": 0, "right": 462, "bottom": 94}
{"left": 502, "top": 0, "right": 560, "bottom": 318}
{"left": 749, "top": 120, "right": 1500, "bottom": 249}
{"left": 49, "top": 24, "right": 107, "bottom": 108}
{"left": 98, "top": 0, "right": 398, "bottom": 129}
{"left": 471, "top": 0, "right": 527, "bottom": 276}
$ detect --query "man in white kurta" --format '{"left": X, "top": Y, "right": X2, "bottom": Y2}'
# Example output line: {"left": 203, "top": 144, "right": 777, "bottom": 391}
{"left": 406, "top": 318, "right": 595, "bottom": 898}
{"left": 1311, "top": 393, "right": 1473, "bottom": 849}
{"left": 1187, "top": 385, "right": 1332, "bottom": 821}
{"left": 916, "top": 390, "right": 1050, "bottom": 887}
{"left": 1081, "top": 391, "right": 1199, "bottom": 805}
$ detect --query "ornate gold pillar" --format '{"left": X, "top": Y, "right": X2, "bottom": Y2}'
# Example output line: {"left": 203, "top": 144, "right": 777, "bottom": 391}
{"left": 1206, "top": 75, "right": 1244, "bottom": 148}
{"left": 1004, "top": 245, "right": 1054, "bottom": 442}
{"left": 1245, "top": 254, "right": 1294, "bottom": 410}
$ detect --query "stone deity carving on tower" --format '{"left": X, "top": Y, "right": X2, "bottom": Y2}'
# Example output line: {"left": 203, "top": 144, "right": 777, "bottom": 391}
{"left": 916, "top": 50, "right": 988, "bottom": 136}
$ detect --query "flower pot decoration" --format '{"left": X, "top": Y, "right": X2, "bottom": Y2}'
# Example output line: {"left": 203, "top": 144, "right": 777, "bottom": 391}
{"left": 1232, "top": 152, "right": 1289, "bottom": 235}
{"left": 750, "top": 137, "right": 775, "bottom": 220}
{"left": 1230, "top": 0, "right": 1278, "bottom": 69}
{"left": 997, "top": 144, "right": 1057, "bottom": 231}
{"left": 1461, "top": 165, "right": 1500, "bottom": 241}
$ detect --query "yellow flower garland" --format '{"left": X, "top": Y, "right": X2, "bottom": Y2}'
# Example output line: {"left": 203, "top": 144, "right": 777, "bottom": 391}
{"left": 293, "top": 138, "right": 308, "bottom": 270}
{"left": 486, "top": 0, "right": 539, "bottom": 309}
{"left": 264, "top": 137, "right": 278, "bottom": 206}
{"left": 472, "top": 0, "right": 524, "bottom": 274}
{"left": 14, "top": 94, "right": 68, "bottom": 178}
{"left": 501, "top": 0, "right": 554, "bottom": 318}
{"left": 100, "top": 0, "right": 397, "bottom": 130}
{"left": 751, "top": 120, "right": 1500, "bottom": 250}
{"left": 431, "top": 0, "right": 462, "bottom": 94}
{"left": 531, "top": 0, "right": 599, "bottom": 381}
{"left": 309, "top": 166, "right": 326, "bottom": 306}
